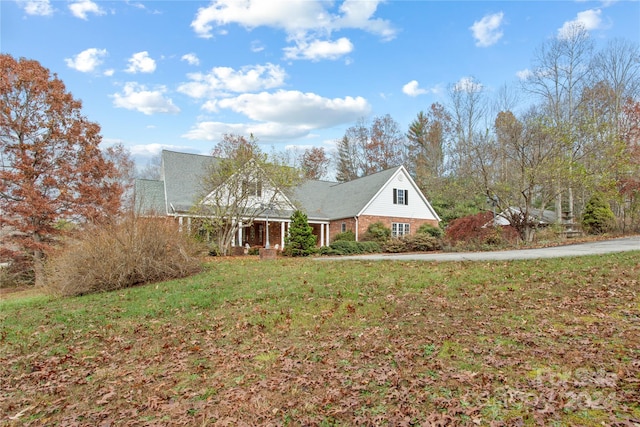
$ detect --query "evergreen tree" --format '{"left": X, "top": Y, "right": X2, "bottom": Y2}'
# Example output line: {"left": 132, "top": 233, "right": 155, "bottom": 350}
{"left": 284, "top": 210, "right": 317, "bottom": 256}
{"left": 582, "top": 193, "right": 616, "bottom": 234}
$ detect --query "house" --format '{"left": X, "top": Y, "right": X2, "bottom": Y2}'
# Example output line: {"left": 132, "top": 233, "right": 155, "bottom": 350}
{"left": 135, "top": 150, "right": 440, "bottom": 248}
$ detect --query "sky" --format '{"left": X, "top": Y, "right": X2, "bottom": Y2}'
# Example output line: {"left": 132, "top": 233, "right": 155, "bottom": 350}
{"left": 2, "top": 0, "right": 639, "bottom": 168}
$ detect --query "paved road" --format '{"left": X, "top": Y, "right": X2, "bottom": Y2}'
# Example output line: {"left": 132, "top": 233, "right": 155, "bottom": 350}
{"left": 316, "top": 236, "right": 640, "bottom": 262}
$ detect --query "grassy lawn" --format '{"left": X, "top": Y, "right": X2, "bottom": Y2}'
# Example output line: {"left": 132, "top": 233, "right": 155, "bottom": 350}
{"left": 1, "top": 253, "right": 639, "bottom": 426}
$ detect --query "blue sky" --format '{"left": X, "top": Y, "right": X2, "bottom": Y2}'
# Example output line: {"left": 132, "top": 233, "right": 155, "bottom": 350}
{"left": 2, "top": 0, "right": 639, "bottom": 166}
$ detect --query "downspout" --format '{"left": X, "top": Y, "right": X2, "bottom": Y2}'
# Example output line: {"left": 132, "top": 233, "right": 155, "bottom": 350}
{"left": 354, "top": 216, "right": 359, "bottom": 241}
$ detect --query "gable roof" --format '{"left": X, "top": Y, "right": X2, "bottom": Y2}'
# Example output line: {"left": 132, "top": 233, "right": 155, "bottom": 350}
{"left": 134, "top": 179, "right": 166, "bottom": 214}
{"left": 135, "top": 150, "right": 440, "bottom": 223}
{"left": 292, "top": 167, "right": 401, "bottom": 220}
{"left": 161, "top": 150, "right": 216, "bottom": 213}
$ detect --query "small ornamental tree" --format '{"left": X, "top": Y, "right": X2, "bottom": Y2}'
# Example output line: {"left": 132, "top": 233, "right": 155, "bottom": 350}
{"left": 284, "top": 210, "right": 316, "bottom": 257}
{"left": 582, "top": 193, "right": 616, "bottom": 235}
{"left": 0, "top": 54, "right": 122, "bottom": 286}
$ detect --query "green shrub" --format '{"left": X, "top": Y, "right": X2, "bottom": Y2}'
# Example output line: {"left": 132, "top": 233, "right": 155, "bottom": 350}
{"left": 333, "top": 230, "right": 355, "bottom": 241}
{"left": 46, "top": 215, "right": 204, "bottom": 297}
{"left": 582, "top": 193, "right": 616, "bottom": 235}
{"left": 417, "top": 223, "right": 443, "bottom": 238}
{"left": 284, "top": 210, "right": 317, "bottom": 257}
{"left": 321, "top": 240, "right": 381, "bottom": 256}
{"left": 362, "top": 222, "right": 391, "bottom": 242}
{"left": 382, "top": 239, "right": 408, "bottom": 253}
{"left": 404, "top": 233, "right": 441, "bottom": 251}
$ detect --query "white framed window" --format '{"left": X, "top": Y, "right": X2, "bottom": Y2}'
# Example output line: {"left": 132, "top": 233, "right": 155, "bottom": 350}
{"left": 242, "top": 180, "right": 262, "bottom": 197}
{"left": 393, "top": 188, "right": 408, "bottom": 205}
{"left": 392, "top": 223, "right": 410, "bottom": 237}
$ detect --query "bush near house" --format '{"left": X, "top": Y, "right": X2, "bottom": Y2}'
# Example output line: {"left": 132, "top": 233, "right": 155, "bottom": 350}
{"left": 46, "top": 215, "right": 204, "bottom": 296}
{"left": 361, "top": 221, "right": 391, "bottom": 242}
{"left": 332, "top": 230, "right": 355, "bottom": 242}
{"left": 382, "top": 234, "right": 441, "bottom": 253}
{"left": 319, "top": 240, "right": 381, "bottom": 256}
{"left": 284, "top": 210, "right": 317, "bottom": 257}
{"left": 417, "top": 223, "right": 444, "bottom": 238}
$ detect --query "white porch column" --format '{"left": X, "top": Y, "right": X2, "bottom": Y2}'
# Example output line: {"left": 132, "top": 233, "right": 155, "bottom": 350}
{"left": 178, "top": 216, "right": 183, "bottom": 232}
{"left": 320, "top": 222, "right": 325, "bottom": 247}
{"left": 236, "top": 220, "right": 243, "bottom": 247}
{"left": 187, "top": 217, "right": 192, "bottom": 234}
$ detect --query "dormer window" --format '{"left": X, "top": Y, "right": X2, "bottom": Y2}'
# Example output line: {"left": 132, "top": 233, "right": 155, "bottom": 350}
{"left": 243, "top": 180, "right": 262, "bottom": 197}
{"left": 393, "top": 188, "right": 408, "bottom": 205}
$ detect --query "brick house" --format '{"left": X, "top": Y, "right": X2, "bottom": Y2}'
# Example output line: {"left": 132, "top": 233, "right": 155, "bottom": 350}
{"left": 135, "top": 150, "right": 440, "bottom": 248}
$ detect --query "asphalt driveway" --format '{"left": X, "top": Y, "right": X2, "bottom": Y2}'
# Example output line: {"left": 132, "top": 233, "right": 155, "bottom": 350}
{"left": 316, "top": 236, "right": 640, "bottom": 262}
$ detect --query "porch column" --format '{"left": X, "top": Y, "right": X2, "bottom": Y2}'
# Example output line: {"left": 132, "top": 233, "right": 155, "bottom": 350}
{"left": 280, "top": 220, "right": 286, "bottom": 248}
{"left": 320, "top": 222, "right": 325, "bottom": 247}
{"left": 178, "top": 216, "right": 183, "bottom": 232}
{"left": 236, "top": 220, "right": 243, "bottom": 247}
{"left": 187, "top": 217, "right": 192, "bottom": 234}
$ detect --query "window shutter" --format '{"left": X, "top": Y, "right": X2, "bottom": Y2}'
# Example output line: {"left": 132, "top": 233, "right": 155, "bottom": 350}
{"left": 404, "top": 190, "right": 408, "bottom": 205}
{"left": 393, "top": 188, "right": 397, "bottom": 204}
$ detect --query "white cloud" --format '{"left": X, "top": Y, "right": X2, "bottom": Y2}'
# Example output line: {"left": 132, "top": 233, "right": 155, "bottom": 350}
{"left": 516, "top": 68, "right": 532, "bottom": 81}
{"left": 104, "top": 69, "right": 115, "bottom": 76}
{"left": 454, "top": 77, "right": 483, "bottom": 93}
{"left": 129, "top": 143, "right": 193, "bottom": 157}
{"left": 125, "top": 51, "right": 156, "bottom": 74}
{"left": 470, "top": 12, "right": 504, "bottom": 47}
{"left": 190, "top": 0, "right": 395, "bottom": 60}
{"left": 283, "top": 37, "right": 354, "bottom": 61}
{"left": 68, "top": 0, "right": 105, "bottom": 20}
{"left": 183, "top": 90, "right": 371, "bottom": 141}
{"left": 402, "top": 80, "right": 427, "bottom": 97}
{"left": 181, "top": 53, "right": 200, "bottom": 66}
{"left": 216, "top": 90, "right": 370, "bottom": 128}
{"left": 251, "top": 40, "right": 265, "bottom": 53}
{"left": 65, "top": 48, "right": 108, "bottom": 72}
{"left": 182, "top": 121, "right": 313, "bottom": 141}
{"left": 17, "top": 0, "right": 53, "bottom": 16}
{"left": 112, "top": 82, "right": 180, "bottom": 115}
{"left": 558, "top": 9, "right": 602, "bottom": 38}
{"left": 178, "top": 63, "right": 287, "bottom": 98}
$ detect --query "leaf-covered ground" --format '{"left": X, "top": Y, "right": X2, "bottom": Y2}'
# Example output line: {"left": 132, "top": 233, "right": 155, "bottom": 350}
{"left": 1, "top": 253, "right": 639, "bottom": 426}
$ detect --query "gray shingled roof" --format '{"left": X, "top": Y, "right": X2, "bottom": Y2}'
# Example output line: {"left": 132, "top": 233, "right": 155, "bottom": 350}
{"left": 136, "top": 150, "right": 407, "bottom": 221}
{"left": 134, "top": 179, "right": 166, "bottom": 214}
{"left": 292, "top": 167, "right": 401, "bottom": 220}
{"left": 162, "top": 150, "right": 217, "bottom": 213}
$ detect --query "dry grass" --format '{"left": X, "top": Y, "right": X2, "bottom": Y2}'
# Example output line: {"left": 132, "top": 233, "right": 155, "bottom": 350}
{"left": 45, "top": 215, "right": 204, "bottom": 296}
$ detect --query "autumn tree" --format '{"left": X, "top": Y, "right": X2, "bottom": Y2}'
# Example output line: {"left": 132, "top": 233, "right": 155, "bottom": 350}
{"left": 334, "top": 114, "right": 407, "bottom": 182}
{"left": 194, "top": 134, "right": 301, "bottom": 255}
{"left": 298, "top": 146, "right": 330, "bottom": 180}
{"left": 0, "top": 54, "right": 122, "bottom": 286}
{"left": 406, "top": 103, "right": 453, "bottom": 185}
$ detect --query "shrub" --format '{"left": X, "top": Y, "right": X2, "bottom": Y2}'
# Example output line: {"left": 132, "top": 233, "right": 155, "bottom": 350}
{"left": 333, "top": 230, "right": 355, "bottom": 242}
{"left": 445, "top": 212, "right": 517, "bottom": 248}
{"left": 0, "top": 251, "right": 34, "bottom": 288}
{"left": 417, "top": 223, "right": 444, "bottom": 238}
{"left": 46, "top": 215, "right": 204, "bottom": 297}
{"left": 582, "top": 193, "right": 616, "bottom": 235}
{"left": 362, "top": 222, "right": 391, "bottom": 242}
{"left": 382, "top": 239, "right": 408, "bottom": 253}
{"left": 404, "top": 233, "right": 441, "bottom": 251}
{"left": 284, "top": 210, "right": 317, "bottom": 257}
{"left": 321, "top": 240, "right": 381, "bottom": 256}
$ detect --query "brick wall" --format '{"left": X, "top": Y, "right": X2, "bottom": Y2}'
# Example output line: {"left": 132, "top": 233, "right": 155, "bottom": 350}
{"left": 328, "top": 216, "right": 438, "bottom": 242}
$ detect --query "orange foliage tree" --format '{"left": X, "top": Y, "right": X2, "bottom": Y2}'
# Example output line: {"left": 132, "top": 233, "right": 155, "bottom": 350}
{"left": 0, "top": 54, "right": 122, "bottom": 286}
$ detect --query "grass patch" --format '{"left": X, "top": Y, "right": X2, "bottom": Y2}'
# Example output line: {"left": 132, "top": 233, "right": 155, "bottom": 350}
{"left": 1, "top": 253, "right": 639, "bottom": 425}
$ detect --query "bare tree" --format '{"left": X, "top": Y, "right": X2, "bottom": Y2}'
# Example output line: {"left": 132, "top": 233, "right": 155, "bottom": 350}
{"left": 523, "top": 23, "right": 594, "bottom": 222}
{"left": 194, "top": 134, "right": 301, "bottom": 255}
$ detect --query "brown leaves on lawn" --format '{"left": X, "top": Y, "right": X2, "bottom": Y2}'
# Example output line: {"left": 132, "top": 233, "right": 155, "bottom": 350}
{"left": 1, "top": 257, "right": 639, "bottom": 425}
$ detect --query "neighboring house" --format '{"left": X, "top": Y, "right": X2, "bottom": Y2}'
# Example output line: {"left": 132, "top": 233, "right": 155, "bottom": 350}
{"left": 487, "top": 207, "right": 558, "bottom": 227}
{"left": 135, "top": 150, "right": 440, "bottom": 248}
